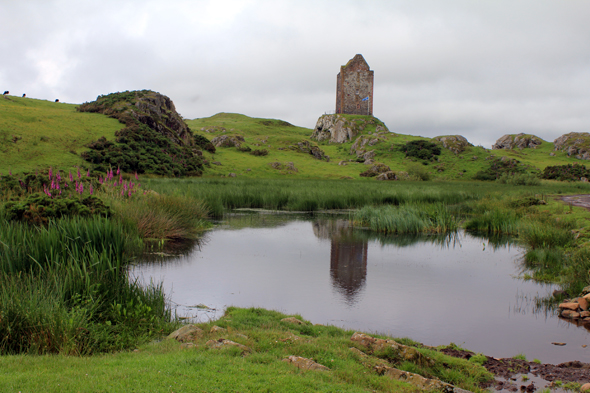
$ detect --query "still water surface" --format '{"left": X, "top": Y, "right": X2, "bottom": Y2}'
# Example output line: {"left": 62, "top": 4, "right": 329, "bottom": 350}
{"left": 131, "top": 213, "right": 590, "bottom": 364}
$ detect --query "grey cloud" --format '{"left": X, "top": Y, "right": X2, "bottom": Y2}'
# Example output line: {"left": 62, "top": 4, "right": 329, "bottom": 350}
{"left": 2, "top": 0, "right": 590, "bottom": 147}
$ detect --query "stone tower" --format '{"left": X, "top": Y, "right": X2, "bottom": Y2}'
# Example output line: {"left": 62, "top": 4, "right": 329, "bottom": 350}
{"left": 336, "top": 54, "right": 374, "bottom": 116}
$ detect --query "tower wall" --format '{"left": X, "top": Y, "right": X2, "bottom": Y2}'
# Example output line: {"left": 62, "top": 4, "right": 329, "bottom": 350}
{"left": 336, "top": 54, "right": 374, "bottom": 116}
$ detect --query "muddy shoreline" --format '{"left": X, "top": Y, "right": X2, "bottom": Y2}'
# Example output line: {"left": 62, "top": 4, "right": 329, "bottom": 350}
{"left": 442, "top": 348, "right": 590, "bottom": 391}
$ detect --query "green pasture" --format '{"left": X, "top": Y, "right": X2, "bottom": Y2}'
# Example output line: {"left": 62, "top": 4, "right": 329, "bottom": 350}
{"left": 0, "top": 95, "right": 122, "bottom": 173}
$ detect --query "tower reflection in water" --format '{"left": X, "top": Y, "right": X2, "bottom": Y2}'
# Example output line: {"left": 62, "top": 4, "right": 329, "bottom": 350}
{"left": 312, "top": 219, "right": 368, "bottom": 305}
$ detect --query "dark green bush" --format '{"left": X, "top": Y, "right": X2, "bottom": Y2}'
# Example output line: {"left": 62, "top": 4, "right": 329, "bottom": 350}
{"left": 541, "top": 164, "right": 590, "bottom": 181}
{"left": 399, "top": 140, "right": 441, "bottom": 161}
{"left": 473, "top": 158, "right": 527, "bottom": 181}
{"left": 4, "top": 193, "right": 111, "bottom": 225}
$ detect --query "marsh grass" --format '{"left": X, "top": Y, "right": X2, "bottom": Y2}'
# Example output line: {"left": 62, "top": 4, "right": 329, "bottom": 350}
{"left": 113, "top": 194, "right": 209, "bottom": 240}
{"left": 0, "top": 215, "right": 175, "bottom": 355}
{"left": 353, "top": 204, "right": 458, "bottom": 234}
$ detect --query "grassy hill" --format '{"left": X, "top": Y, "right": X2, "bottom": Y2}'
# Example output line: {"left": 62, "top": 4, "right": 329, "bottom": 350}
{"left": 0, "top": 93, "right": 585, "bottom": 179}
{"left": 187, "top": 113, "right": 581, "bottom": 180}
{"left": 0, "top": 95, "right": 122, "bottom": 174}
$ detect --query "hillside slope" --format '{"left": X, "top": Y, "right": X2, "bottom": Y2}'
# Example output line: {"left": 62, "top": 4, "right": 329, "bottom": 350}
{"left": 0, "top": 92, "right": 586, "bottom": 180}
{"left": 188, "top": 113, "right": 582, "bottom": 180}
{"left": 0, "top": 95, "right": 122, "bottom": 173}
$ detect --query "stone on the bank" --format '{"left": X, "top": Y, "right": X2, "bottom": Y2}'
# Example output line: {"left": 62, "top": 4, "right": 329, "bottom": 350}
{"left": 561, "top": 310, "right": 581, "bottom": 319}
{"left": 210, "top": 325, "right": 227, "bottom": 333}
{"left": 206, "top": 338, "right": 251, "bottom": 353}
{"left": 167, "top": 325, "right": 203, "bottom": 342}
{"left": 281, "top": 317, "right": 305, "bottom": 325}
{"left": 581, "top": 383, "right": 590, "bottom": 392}
{"left": 581, "top": 311, "right": 590, "bottom": 318}
{"left": 282, "top": 356, "right": 330, "bottom": 371}
{"left": 579, "top": 297, "right": 589, "bottom": 311}
{"left": 350, "top": 332, "right": 434, "bottom": 368}
{"left": 559, "top": 302, "right": 580, "bottom": 311}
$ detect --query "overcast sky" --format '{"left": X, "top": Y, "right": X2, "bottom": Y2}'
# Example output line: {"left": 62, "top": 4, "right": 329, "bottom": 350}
{"left": 2, "top": 0, "right": 590, "bottom": 147}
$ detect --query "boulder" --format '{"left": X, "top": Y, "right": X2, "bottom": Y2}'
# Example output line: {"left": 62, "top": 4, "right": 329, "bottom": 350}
{"left": 581, "top": 383, "right": 590, "bottom": 392}
{"left": 281, "top": 317, "right": 305, "bottom": 325}
{"left": 376, "top": 171, "right": 397, "bottom": 181}
{"left": 282, "top": 356, "right": 330, "bottom": 371}
{"left": 350, "top": 332, "right": 434, "bottom": 368}
{"left": 492, "top": 133, "right": 542, "bottom": 150}
{"left": 296, "top": 141, "right": 329, "bottom": 161}
{"left": 210, "top": 325, "right": 227, "bottom": 333}
{"left": 360, "top": 163, "right": 391, "bottom": 178}
{"left": 434, "top": 135, "right": 473, "bottom": 154}
{"left": 579, "top": 297, "right": 589, "bottom": 311}
{"left": 269, "top": 162, "right": 298, "bottom": 173}
{"left": 559, "top": 302, "right": 580, "bottom": 311}
{"left": 554, "top": 133, "right": 590, "bottom": 160}
{"left": 211, "top": 135, "right": 245, "bottom": 148}
{"left": 561, "top": 310, "right": 581, "bottom": 319}
{"left": 167, "top": 325, "right": 203, "bottom": 342}
{"left": 206, "top": 338, "right": 251, "bottom": 353}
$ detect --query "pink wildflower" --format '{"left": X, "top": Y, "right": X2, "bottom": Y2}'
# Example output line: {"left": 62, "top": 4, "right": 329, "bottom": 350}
{"left": 69, "top": 171, "right": 73, "bottom": 182}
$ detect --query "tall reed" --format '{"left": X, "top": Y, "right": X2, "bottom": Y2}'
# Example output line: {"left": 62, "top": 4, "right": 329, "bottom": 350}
{"left": 352, "top": 204, "right": 458, "bottom": 234}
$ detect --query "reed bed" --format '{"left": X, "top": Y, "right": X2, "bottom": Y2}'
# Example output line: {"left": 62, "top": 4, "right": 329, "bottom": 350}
{"left": 352, "top": 204, "right": 458, "bottom": 234}
{"left": 0, "top": 216, "right": 173, "bottom": 355}
{"left": 143, "top": 178, "right": 488, "bottom": 216}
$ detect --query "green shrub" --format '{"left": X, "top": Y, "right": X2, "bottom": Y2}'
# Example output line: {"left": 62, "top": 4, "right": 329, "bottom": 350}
{"left": 399, "top": 140, "right": 441, "bottom": 161}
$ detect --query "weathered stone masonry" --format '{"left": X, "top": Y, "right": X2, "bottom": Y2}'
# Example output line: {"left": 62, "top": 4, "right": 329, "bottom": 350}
{"left": 336, "top": 54, "right": 374, "bottom": 116}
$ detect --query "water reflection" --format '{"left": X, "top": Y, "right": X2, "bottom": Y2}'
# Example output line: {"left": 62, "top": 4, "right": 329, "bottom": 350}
{"left": 313, "top": 219, "right": 368, "bottom": 305}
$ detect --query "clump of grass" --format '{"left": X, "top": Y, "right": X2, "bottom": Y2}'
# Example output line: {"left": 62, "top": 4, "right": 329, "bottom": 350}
{"left": 518, "top": 220, "right": 575, "bottom": 249}
{"left": 464, "top": 208, "right": 519, "bottom": 234}
{"left": 114, "top": 194, "right": 209, "bottom": 240}
{"left": 353, "top": 204, "right": 458, "bottom": 234}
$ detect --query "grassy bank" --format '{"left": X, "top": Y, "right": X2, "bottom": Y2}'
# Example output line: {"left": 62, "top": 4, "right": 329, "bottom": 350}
{"left": 0, "top": 307, "right": 492, "bottom": 393}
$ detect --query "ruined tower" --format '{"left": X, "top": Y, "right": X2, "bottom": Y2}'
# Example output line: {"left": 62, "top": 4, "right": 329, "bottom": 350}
{"left": 336, "top": 54, "right": 374, "bottom": 116}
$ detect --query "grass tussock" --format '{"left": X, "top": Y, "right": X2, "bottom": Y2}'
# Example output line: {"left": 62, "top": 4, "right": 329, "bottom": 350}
{"left": 114, "top": 194, "right": 209, "bottom": 240}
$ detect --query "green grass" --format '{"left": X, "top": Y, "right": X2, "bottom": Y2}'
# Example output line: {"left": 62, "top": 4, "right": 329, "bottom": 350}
{"left": 0, "top": 307, "right": 492, "bottom": 393}
{"left": 0, "top": 95, "right": 122, "bottom": 173}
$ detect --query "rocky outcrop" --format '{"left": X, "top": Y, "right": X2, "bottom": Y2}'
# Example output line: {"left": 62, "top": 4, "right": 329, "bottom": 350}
{"left": 351, "top": 332, "right": 434, "bottom": 367}
{"left": 360, "top": 163, "right": 391, "bottom": 177}
{"left": 434, "top": 135, "right": 472, "bottom": 154}
{"left": 311, "top": 114, "right": 389, "bottom": 144}
{"left": 376, "top": 171, "right": 397, "bottom": 181}
{"left": 269, "top": 162, "right": 298, "bottom": 173}
{"left": 554, "top": 132, "right": 590, "bottom": 160}
{"left": 296, "top": 141, "right": 329, "bottom": 161}
{"left": 282, "top": 356, "right": 330, "bottom": 371}
{"left": 211, "top": 135, "right": 245, "bottom": 148}
{"left": 350, "top": 135, "right": 382, "bottom": 157}
{"left": 492, "top": 133, "right": 542, "bottom": 150}
{"left": 558, "top": 294, "right": 590, "bottom": 322}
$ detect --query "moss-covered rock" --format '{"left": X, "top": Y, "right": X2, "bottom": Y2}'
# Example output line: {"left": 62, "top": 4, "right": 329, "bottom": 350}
{"left": 433, "top": 135, "right": 473, "bottom": 154}
{"left": 492, "top": 133, "right": 543, "bottom": 150}
{"left": 554, "top": 132, "right": 590, "bottom": 160}
{"left": 311, "top": 114, "right": 388, "bottom": 143}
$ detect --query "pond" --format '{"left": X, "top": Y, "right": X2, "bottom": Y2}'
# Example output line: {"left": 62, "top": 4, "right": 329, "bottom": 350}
{"left": 131, "top": 212, "right": 590, "bottom": 364}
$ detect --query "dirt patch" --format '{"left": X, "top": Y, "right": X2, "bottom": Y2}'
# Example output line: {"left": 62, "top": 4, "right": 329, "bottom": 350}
{"left": 441, "top": 348, "right": 590, "bottom": 391}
